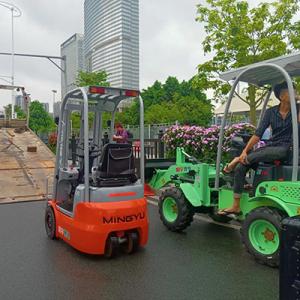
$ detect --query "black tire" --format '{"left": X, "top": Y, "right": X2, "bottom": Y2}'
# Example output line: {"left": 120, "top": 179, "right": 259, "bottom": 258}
{"left": 241, "top": 207, "right": 286, "bottom": 267}
{"left": 123, "top": 231, "right": 139, "bottom": 254}
{"left": 104, "top": 236, "right": 119, "bottom": 258}
{"left": 158, "top": 187, "right": 194, "bottom": 232}
{"left": 45, "top": 206, "right": 56, "bottom": 240}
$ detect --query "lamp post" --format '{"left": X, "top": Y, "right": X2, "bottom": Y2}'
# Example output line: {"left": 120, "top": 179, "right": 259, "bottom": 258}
{"left": 52, "top": 89, "right": 57, "bottom": 118}
{"left": 52, "top": 89, "right": 57, "bottom": 104}
{"left": 0, "top": 1, "right": 22, "bottom": 119}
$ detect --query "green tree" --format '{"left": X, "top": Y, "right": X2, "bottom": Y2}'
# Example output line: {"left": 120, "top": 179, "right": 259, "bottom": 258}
{"left": 71, "top": 111, "right": 95, "bottom": 134}
{"left": 120, "top": 76, "right": 212, "bottom": 125}
{"left": 15, "top": 106, "right": 27, "bottom": 119}
{"left": 140, "top": 80, "right": 165, "bottom": 108}
{"left": 182, "top": 77, "right": 211, "bottom": 101}
{"left": 173, "top": 94, "right": 213, "bottom": 126}
{"left": 4, "top": 104, "right": 27, "bottom": 119}
{"left": 144, "top": 102, "right": 179, "bottom": 124}
{"left": 29, "top": 101, "right": 56, "bottom": 133}
{"left": 76, "top": 70, "right": 110, "bottom": 87}
{"left": 116, "top": 101, "right": 140, "bottom": 125}
{"left": 4, "top": 104, "right": 11, "bottom": 118}
{"left": 73, "top": 70, "right": 110, "bottom": 130}
{"left": 144, "top": 96, "right": 212, "bottom": 126}
{"left": 195, "top": 0, "right": 300, "bottom": 125}
{"left": 162, "top": 76, "right": 181, "bottom": 101}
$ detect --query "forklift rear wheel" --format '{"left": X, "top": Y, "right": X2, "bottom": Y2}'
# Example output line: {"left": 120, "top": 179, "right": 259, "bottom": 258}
{"left": 104, "top": 236, "right": 119, "bottom": 258}
{"left": 45, "top": 206, "right": 56, "bottom": 240}
{"left": 241, "top": 207, "right": 285, "bottom": 267}
{"left": 123, "top": 232, "right": 139, "bottom": 254}
{"left": 159, "top": 187, "right": 194, "bottom": 232}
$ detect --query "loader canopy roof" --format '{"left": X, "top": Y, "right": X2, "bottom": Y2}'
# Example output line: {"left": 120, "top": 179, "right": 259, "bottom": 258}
{"left": 215, "top": 52, "right": 300, "bottom": 187}
{"left": 220, "top": 52, "right": 300, "bottom": 86}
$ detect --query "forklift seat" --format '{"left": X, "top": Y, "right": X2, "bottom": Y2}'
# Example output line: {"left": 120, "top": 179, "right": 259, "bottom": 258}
{"left": 96, "top": 143, "right": 137, "bottom": 186}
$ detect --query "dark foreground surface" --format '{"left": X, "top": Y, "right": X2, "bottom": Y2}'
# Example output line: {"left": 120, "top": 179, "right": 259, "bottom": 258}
{"left": 0, "top": 201, "right": 278, "bottom": 300}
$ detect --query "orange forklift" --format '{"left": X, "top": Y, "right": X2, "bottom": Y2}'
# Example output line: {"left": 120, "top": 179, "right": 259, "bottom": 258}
{"left": 45, "top": 86, "right": 149, "bottom": 257}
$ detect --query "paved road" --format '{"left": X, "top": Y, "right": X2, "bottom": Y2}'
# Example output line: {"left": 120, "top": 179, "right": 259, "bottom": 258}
{"left": 0, "top": 201, "right": 278, "bottom": 300}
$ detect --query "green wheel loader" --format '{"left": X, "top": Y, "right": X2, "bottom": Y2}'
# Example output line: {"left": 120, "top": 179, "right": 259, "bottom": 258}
{"left": 149, "top": 53, "right": 300, "bottom": 267}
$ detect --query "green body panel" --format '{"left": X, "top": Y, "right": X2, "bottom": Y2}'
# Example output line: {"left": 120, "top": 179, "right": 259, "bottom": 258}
{"left": 149, "top": 148, "right": 197, "bottom": 190}
{"left": 218, "top": 187, "right": 300, "bottom": 219}
{"left": 180, "top": 163, "right": 212, "bottom": 207}
{"left": 199, "top": 163, "right": 210, "bottom": 206}
{"left": 176, "top": 147, "right": 188, "bottom": 165}
{"left": 253, "top": 181, "right": 300, "bottom": 216}
{"left": 180, "top": 183, "right": 202, "bottom": 207}
{"left": 218, "top": 188, "right": 250, "bottom": 220}
{"left": 255, "top": 181, "right": 300, "bottom": 206}
{"left": 149, "top": 148, "right": 217, "bottom": 207}
{"left": 149, "top": 163, "right": 195, "bottom": 190}
{"left": 248, "top": 196, "right": 298, "bottom": 217}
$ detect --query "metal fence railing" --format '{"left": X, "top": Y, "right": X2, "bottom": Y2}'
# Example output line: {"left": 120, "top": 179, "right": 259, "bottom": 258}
{"left": 124, "top": 123, "right": 172, "bottom": 139}
{"left": 67, "top": 134, "right": 166, "bottom": 164}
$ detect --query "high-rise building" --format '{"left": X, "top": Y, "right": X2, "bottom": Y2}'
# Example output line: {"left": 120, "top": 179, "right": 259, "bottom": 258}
{"left": 41, "top": 102, "right": 50, "bottom": 113}
{"left": 61, "top": 33, "right": 85, "bottom": 96}
{"left": 15, "top": 95, "right": 25, "bottom": 111}
{"left": 53, "top": 101, "right": 61, "bottom": 119}
{"left": 84, "top": 0, "right": 139, "bottom": 90}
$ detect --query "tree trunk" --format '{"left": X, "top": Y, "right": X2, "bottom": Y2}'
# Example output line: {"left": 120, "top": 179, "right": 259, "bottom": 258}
{"left": 248, "top": 85, "right": 257, "bottom": 126}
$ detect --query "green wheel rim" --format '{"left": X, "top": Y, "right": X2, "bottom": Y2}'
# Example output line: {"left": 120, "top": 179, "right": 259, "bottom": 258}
{"left": 162, "top": 197, "right": 178, "bottom": 222}
{"left": 248, "top": 220, "right": 279, "bottom": 255}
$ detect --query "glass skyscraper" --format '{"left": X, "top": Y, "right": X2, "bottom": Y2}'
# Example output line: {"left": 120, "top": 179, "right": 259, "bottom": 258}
{"left": 84, "top": 0, "right": 139, "bottom": 90}
{"left": 61, "top": 33, "right": 85, "bottom": 96}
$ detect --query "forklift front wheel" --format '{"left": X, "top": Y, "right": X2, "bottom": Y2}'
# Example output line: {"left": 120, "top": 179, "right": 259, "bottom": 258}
{"left": 159, "top": 187, "right": 194, "bottom": 232}
{"left": 45, "top": 206, "right": 56, "bottom": 240}
{"left": 104, "top": 236, "right": 119, "bottom": 258}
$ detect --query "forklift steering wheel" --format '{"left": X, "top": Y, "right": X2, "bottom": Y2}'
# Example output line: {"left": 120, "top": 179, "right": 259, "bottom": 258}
{"left": 75, "top": 142, "right": 102, "bottom": 159}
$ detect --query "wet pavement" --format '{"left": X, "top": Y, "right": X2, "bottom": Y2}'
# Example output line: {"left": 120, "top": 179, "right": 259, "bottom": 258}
{"left": 0, "top": 201, "right": 278, "bottom": 300}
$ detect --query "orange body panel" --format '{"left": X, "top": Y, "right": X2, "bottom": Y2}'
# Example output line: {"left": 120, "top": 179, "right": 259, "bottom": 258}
{"left": 49, "top": 198, "right": 149, "bottom": 255}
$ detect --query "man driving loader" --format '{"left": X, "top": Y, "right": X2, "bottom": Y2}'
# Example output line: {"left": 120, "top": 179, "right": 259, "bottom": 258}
{"left": 219, "top": 82, "right": 300, "bottom": 217}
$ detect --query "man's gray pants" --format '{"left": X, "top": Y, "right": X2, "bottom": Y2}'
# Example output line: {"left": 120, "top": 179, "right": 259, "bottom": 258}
{"left": 233, "top": 146, "right": 289, "bottom": 197}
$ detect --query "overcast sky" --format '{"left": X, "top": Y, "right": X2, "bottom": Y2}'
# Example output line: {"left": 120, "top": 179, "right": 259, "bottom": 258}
{"left": 0, "top": 0, "right": 273, "bottom": 112}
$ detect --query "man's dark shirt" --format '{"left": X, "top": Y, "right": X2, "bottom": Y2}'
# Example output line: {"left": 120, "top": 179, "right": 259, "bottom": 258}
{"left": 255, "top": 105, "right": 295, "bottom": 147}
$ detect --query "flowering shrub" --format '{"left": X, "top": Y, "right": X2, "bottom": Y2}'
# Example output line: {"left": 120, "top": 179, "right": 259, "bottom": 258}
{"left": 162, "top": 125, "right": 204, "bottom": 157}
{"left": 48, "top": 132, "right": 57, "bottom": 145}
{"left": 200, "top": 125, "right": 220, "bottom": 162}
{"left": 48, "top": 132, "right": 57, "bottom": 154}
{"left": 162, "top": 123, "right": 255, "bottom": 162}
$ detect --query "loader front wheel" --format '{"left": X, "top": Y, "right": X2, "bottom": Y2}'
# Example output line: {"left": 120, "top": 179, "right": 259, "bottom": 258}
{"left": 159, "top": 187, "right": 194, "bottom": 232}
